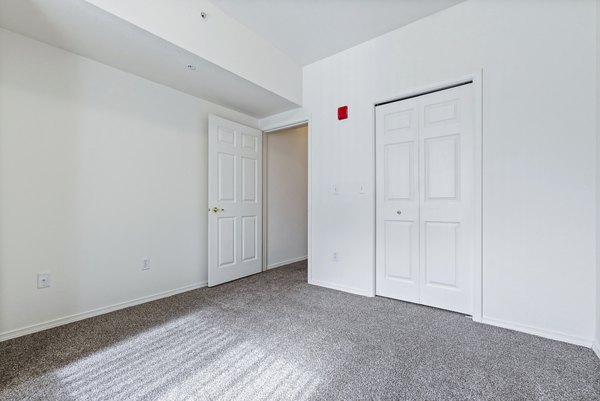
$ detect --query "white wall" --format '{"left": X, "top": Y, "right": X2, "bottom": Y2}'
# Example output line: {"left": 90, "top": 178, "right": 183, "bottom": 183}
{"left": 266, "top": 125, "right": 308, "bottom": 268}
{"left": 0, "top": 28, "right": 257, "bottom": 339}
{"left": 304, "top": 0, "right": 597, "bottom": 345}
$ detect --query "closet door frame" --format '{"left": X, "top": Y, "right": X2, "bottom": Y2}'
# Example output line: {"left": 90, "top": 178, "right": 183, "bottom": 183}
{"left": 373, "top": 71, "right": 483, "bottom": 322}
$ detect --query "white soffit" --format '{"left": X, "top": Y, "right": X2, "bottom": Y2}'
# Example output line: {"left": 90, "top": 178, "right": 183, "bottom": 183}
{"left": 0, "top": 0, "right": 300, "bottom": 118}
{"left": 85, "top": 0, "right": 303, "bottom": 106}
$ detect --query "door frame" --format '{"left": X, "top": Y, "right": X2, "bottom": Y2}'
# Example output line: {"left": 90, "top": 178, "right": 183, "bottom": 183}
{"left": 373, "top": 71, "right": 483, "bottom": 322}
{"left": 260, "top": 113, "right": 312, "bottom": 281}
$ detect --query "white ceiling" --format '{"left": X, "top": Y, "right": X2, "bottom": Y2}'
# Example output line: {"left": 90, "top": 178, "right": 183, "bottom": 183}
{"left": 0, "top": 0, "right": 299, "bottom": 118}
{"left": 208, "top": 0, "right": 467, "bottom": 66}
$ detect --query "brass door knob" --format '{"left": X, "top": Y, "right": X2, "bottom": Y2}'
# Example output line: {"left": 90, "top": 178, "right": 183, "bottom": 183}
{"left": 211, "top": 207, "right": 224, "bottom": 213}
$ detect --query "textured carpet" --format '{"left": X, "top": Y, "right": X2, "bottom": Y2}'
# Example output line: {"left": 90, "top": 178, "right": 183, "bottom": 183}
{"left": 1, "top": 261, "right": 599, "bottom": 401}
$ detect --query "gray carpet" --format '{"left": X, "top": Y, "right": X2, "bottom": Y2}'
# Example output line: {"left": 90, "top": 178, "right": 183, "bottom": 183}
{"left": 1, "top": 261, "right": 599, "bottom": 401}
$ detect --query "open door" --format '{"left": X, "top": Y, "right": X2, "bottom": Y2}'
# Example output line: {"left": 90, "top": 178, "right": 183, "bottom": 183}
{"left": 208, "top": 115, "right": 262, "bottom": 286}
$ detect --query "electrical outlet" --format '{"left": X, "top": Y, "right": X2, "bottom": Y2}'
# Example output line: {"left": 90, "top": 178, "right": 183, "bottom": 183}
{"left": 37, "top": 272, "right": 50, "bottom": 289}
{"left": 333, "top": 252, "right": 338, "bottom": 262}
{"left": 142, "top": 258, "right": 150, "bottom": 271}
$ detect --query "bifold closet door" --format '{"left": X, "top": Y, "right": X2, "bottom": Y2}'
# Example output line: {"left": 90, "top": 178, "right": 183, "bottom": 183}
{"left": 376, "top": 84, "right": 475, "bottom": 315}
{"left": 375, "top": 98, "right": 421, "bottom": 303}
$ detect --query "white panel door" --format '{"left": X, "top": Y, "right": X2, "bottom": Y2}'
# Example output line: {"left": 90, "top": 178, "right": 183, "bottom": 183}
{"left": 208, "top": 115, "right": 262, "bottom": 286}
{"left": 375, "top": 99, "right": 420, "bottom": 302}
{"left": 375, "top": 83, "right": 475, "bottom": 315}
{"left": 419, "top": 85, "right": 474, "bottom": 314}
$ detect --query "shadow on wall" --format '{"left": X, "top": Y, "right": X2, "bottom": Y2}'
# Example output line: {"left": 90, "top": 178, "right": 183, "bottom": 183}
{"left": 266, "top": 124, "right": 308, "bottom": 269}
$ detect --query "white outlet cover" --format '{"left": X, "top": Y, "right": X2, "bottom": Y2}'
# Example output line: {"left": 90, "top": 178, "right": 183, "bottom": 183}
{"left": 37, "top": 272, "right": 50, "bottom": 289}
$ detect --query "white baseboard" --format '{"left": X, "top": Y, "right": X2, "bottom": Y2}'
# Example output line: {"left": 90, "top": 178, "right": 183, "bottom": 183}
{"left": 0, "top": 282, "right": 207, "bottom": 343}
{"left": 267, "top": 256, "right": 307, "bottom": 270}
{"left": 309, "top": 278, "right": 373, "bottom": 297}
{"left": 592, "top": 342, "right": 600, "bottom": 359}
{"left": 481, "top": 316, "right": 593, "bottom": 348}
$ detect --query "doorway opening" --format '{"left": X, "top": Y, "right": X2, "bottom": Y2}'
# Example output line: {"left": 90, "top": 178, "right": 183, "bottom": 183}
{"left": 262, "top": 123, "right": 309, "bottom": 271}
{"left": 207, "top": 115, "right": 310, "bottom": 287}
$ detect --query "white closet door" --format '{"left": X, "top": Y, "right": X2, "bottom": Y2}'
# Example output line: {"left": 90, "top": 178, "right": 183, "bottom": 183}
{"left": 208, "top": 115, "right": 262, "bottom": 287}
{"left": 375, "top": 83, "right": 475, "bottom": 315}
{"left": 375, "top": 98, "right": 420, "bottom": 302}
{"left": 419, "top": 85, "right": 474, "bottom": 314}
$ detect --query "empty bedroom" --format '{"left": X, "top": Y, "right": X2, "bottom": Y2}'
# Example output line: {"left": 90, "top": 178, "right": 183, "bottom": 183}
{"left": 1, "top": 0, "right": 600, "bottom": 400}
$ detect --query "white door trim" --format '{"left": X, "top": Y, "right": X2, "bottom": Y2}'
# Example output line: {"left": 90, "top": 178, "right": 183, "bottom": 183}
{"left": 262, "top": 132, "right": 268, "bottom": 272}
{"left": 373, "top": 71, "right": 483, "bottom": 322}
{"left": 259, "top": 114, "right": 312, "bottom": 282}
